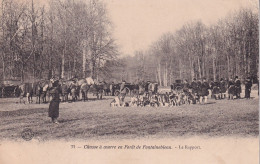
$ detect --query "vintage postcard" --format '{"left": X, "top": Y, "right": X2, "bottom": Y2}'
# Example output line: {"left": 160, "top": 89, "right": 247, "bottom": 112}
{"left": 0, "top": 0, "right": 259, "bottom": 163}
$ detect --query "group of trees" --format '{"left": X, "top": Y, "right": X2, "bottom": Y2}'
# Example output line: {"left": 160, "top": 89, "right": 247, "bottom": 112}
{"left": 121, "top": 7, "right": 259, "bottom": 86}
{"left": 0, "top": 0, "right": 117, "bottom": 83}
{"left": 0, "top": 1, "right": 258, "bottom": 86}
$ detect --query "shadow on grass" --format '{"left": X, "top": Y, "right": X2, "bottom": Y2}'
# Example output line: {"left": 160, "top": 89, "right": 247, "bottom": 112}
{"left": 201, "top": 102, "right": 216, "bottom": 105}
{"left": 58, "top": 118, "right": 82, "bottom": 123}
{"left": 0, "top": 108, "right": 47, "bottom": 117}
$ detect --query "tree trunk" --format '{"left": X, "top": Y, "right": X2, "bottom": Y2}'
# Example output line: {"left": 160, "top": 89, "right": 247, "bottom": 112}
{"left": 82, "top": 42, "right": 86, "bottom": 78}
{"left": 2, "top": 53, "right": 5, "bottom": 81}
{"left": 189, "top": 53, "right": 194, "bottom": 81}
{"left": 227, "top": 55, "right": 230, "bottom": 78}
{"left": 179, "top": 58, "right": 182, "bottom": 79}
{"left": 213, "top": 57, "right": 216, "bottom": 81}
{"left": 198, "top": 57, "right": 202, "bottom": 79}
{"left": 61, "top": 45, "right": 65, "bottom": 79}
{"left": 157, "top": 62, "right": 162, "bottom": 86}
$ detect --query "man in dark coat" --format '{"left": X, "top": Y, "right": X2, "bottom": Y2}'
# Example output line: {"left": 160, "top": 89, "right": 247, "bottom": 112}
{"left": 228, "top": 78, "right": 235, "bottom": 100}
{"left": 219, "top": 78, "right": 227, "bottom": 99}
{"left": 234, "top": 76, "right": 241, "bottom": 99}
{"left": 190, "top": 78, "right": 198, "bottom": 95}
{"left": 200, "top": 78, "right": 209, "bottom": 104}
{"left": 197, "top": 79, "right": 202, "bottom": 97}
{"left": 245, "top": 77, "right": 252, "bottom": 99}
{"left": 183, "top": 79, "right": 190, "bottom": 93}
{"left": 48, "top": 80, "right": 61, "bottom": 124}
{"left": 212, "top": 80, "right": 220, "bottom": 100}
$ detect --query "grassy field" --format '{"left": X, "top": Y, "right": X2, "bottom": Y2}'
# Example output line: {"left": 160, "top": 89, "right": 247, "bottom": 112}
{"left": 0, "top": 91, "right": 258, "bottom": 141}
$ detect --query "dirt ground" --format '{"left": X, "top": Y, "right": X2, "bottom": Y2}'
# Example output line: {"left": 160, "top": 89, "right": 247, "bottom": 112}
{"left": 0, "top": 90, "right": 258, "bottom": 141}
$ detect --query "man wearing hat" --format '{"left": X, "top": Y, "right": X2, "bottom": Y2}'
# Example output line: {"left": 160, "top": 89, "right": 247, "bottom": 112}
{"left": 48, "top": 80, "right": 61, "bottom": 124}
{"left": 234, "top": 76, "right": 241, "bottom": 99}
{"left": 191, "top": 78, "right": 198, "bottom": 95}
{"left": 228, "top": 78, "right": 235, "bottom": 100}
{"left": 200, "top": 78, "right": 210, "bottom": 104}
{"left": 245, "top": 77, "right": 252, "bottom": 99}
{"left": 219, "top": 78, "right": 227, "bottom": 99}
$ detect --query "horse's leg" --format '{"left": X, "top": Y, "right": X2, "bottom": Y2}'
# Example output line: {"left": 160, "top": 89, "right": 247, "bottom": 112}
{"left": 96, "top": 92, "right": 99, "bottom": 99}
{"left": 82, "top": 92, "right": 84, "bottom": 101}
{"left": 86, "top": 91, "right": 88, "bottom": 101}
{"left": 100, "top": 91, "right": 103, "bottom": 99}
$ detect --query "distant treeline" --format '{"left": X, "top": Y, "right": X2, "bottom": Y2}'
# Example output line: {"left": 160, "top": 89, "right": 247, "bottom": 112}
{"left": 118, "top": 7, "right": 259, "bottom": 86}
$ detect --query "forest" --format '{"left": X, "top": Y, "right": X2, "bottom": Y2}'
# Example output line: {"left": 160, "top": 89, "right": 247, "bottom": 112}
{"left": 119, "top": 8, "right": 259, "bottom": 85}
{"left": 0, "top": 0, "right": 259, "bottom": 86}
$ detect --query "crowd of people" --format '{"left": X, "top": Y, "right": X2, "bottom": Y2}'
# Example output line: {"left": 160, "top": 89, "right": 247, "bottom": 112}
{"left": 111, "top": 76, "right": 256, "bottom": 107}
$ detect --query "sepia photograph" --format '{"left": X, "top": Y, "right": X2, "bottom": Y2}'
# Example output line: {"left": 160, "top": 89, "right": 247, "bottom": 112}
{"left": 0, "top": 0, "right": 259, "bottom": 163}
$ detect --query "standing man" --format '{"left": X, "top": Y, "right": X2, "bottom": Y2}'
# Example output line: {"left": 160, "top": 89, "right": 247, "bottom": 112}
{"left": 48, "top": 80, "right": 61, "bottom": 124}
{"left": 200, "top": 78, "right": 210, "bottom": 104}
{"left": 190, "top": 78, "right": 198, "bottom": 95}
{"left": 209, "top": 78, "right": 215, "bottom": 98}
{"left": 119, "top": 80, "right": 127, "bottom": 105}
{"left": 212, "top": 79, "right": 220, "bottom": 100}
{"left": 228, "top": 78, "right": 235, "bottom": 100}
{"left": 219, "top": 78, "right": 227, "bottom": 99}
{"left": 234, "top": 76, "right": 241, "bottom": 99}
{"left": 183, "top": 79, "right": 190, "bottom": 93}
{"left": 245, "top": 77, "right": 252, "bottom": 99}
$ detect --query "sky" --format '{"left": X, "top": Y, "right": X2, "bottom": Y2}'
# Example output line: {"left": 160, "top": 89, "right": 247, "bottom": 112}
{"left": 105, "top": 0, "right": 258, "bottom": 57}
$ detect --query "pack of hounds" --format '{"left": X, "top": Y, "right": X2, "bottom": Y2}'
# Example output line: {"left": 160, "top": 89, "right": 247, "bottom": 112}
{"left": 110, "top": 90, "right": 199, "bottom": 107}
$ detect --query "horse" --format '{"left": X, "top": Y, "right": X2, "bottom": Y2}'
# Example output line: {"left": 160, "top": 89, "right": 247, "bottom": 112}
{"left": 41, "top": 82, "right": 50, "bottom": 103}
{"left": 92, "top": 82, "right": 104, "bottom": 99}
{"left": 61, "top": 82, "right": 69, "bottom": 102}
{"left": 102, "top": 82, "right": 110, "bottom": 96}
{"left": 79, "top": 77, "right": 95, "bottom": 101}
{"left": 35, "top": 82, "right": 43, "bottom": 104}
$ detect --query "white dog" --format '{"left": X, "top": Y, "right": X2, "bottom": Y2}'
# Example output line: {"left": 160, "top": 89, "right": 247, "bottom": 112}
{"left": 110, "top": 96, "right": 121, "bottom": 107}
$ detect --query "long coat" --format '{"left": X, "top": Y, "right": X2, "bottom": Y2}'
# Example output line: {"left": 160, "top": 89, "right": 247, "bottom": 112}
{"left": 228, "top": 81, "right": 235, "bottom": 95}
{"left": 245, "top": 79, "right": 252, "bottom": 98}
{"left": 201, "top": 82, "right": 209, "bottom": 96}
{"left": 235, "top": 79, "right": 241, "bottom": 94}
{"left": 220, "top": 81, "right": 227, "bottom": 93}
{"left": 212, "top": 82, "right": 220, "bottom": 95}
{"left": 48, "top": 87, "right": 61, "bottom": 118}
